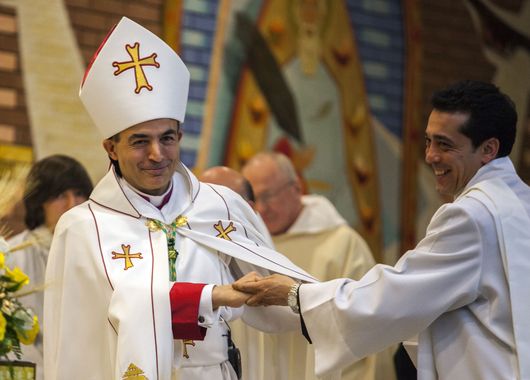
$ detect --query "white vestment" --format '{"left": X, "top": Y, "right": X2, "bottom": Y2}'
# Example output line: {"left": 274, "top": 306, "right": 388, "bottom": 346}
{"left": 267, "top": 195, "right": 394, "bottom": 380}
{"left": 44, "top": 163, "right": 314, "bottom": 380}
{"left": 7, "top": 226, "right": 52, "bottom": 380}
{"left": 229, "top": 210, "right": 274, "bottom": 380}
{"left": 299, "top": 157, "right": 530, "bottom": 379}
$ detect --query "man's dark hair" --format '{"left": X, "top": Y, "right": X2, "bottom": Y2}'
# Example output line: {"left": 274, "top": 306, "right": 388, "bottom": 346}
{"left": 431, "top": 80, "right": 517, "bottom": 157}
{"left": 108, "top": 133, "right": 122, "bottom": 177}
{"left": 24, "top": 154, "right": 93, "bottom": 229}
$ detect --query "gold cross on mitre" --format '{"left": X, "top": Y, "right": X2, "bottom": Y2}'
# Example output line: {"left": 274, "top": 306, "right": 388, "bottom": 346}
{"left": 112, "top": 42, "right": 160, "bottom": 94}
{"left": 112, "top": 244, "right": 143, "bottom": 270}
{"left": 214, "top": 221, "right": 237, "bottom": 241}
{"left": 183, "top": 339, "right": 195, "bottom": 359}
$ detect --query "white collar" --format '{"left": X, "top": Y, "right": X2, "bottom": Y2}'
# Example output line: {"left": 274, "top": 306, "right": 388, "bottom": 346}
{"left": 89, "top": 162, "right": 201, "bottom": 223}
{"left": 456, "top": 157, "right": 516, "bottom": 200}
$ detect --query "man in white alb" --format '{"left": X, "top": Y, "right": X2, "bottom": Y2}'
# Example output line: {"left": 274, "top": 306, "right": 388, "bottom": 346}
{"left": 235, "top": 80, "right": 530, "bottom": 380}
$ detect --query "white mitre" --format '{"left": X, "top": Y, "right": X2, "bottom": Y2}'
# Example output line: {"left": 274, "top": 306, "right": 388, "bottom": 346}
{"left": 79, "top": 17, "right": 190, "bottom": 139}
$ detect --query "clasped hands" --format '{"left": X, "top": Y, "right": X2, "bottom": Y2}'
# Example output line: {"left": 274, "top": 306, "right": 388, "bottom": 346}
{"left": 212, "top": 272, "right": 297, "bottom": 310}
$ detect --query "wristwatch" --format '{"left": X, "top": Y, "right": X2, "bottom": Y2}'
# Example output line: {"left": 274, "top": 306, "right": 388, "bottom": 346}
{"left": 287, "top": 282, "right": 301, "bottom": 314}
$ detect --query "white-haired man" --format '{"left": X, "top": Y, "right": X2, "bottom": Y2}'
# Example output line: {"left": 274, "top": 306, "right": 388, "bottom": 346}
{"left": 242, "top": 152, "right": 396, "bottom": 380}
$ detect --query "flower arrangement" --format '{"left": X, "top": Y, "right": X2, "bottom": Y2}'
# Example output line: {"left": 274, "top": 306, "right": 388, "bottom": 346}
{"left": 0, "top": 237, "right": 39, "bottom": 360}
{"left": 0, "top": 163, "right": 39, "bottom": 362}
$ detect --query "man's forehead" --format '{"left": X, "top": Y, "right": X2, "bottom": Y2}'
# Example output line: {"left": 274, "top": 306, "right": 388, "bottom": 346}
{"left": 255, "top": 161, "right": 284, "bottom": 180}
{"left": 429, "top": 109, "right": 470, "bottom": 123}
{"left": 123, "top": 118, "right": 178, "bottom": 133}
{"left": 427, "top": 111, "right": 469, "bottom": 133}
{"left": 425, "top": 132, "right": 456, "bottom": 144}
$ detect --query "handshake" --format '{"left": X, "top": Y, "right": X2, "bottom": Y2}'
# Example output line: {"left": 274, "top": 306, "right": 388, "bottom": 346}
{"left": 212, "top": 272, "right": 299, "bottom": 310}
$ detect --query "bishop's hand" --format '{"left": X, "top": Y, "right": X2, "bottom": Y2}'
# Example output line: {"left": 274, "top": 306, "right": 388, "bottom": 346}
{"left": 211, "top": 285, "right": 251, "bottom": 310}
{"left": 233, "top": 273, "right": 297, "bottom": 307}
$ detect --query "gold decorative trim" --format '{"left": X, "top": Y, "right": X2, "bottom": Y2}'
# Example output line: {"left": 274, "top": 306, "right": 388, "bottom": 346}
{"left": 214, "top": 220, "right": 236, "bottom": 241}
{"left": 122, "top": 362, "right": 148, "bottom": 379}
{"left": 111, "top": 244, "right": 143, "bottom": 271}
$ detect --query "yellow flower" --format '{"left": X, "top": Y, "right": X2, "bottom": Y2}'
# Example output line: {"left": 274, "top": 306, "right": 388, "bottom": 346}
{"left": 5, "top": 266, "right": 29, "bottom": 287}
{"left": 0, "top": 313, "right": 6, "bottom": 341}
{"left": 18, "top": 315, "right": 39, "bottom": 345}
{"left": 0, "top": 252, "right": 4, "bottom": 269}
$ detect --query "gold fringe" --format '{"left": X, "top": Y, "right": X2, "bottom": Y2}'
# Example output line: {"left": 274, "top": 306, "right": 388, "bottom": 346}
{"left": 7, "top": 240, "right": 36, "bottom": 254}
{"left": 15, "top": 283, "right": 48, "bottom": 298}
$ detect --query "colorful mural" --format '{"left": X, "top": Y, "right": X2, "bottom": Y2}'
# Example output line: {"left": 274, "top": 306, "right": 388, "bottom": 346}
{"left": 221, "top": 0, "right": 383, "bottom": 257}
{"left": 1, "top": 0, "right": 528, "bottom": 259}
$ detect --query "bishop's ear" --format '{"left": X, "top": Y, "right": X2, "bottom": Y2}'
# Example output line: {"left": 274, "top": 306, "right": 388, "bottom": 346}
{"left": 102, "top": 139, "right": 118, "bottom": 161}
{"left": 480, "top": 137, "right": 500, "bottom": 164}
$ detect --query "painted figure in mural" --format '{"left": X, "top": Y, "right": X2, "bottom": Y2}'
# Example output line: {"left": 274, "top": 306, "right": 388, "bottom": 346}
{"left": 225, "top": 0, "right": 383, "bottom": 260}
{"left": 235, "top": 81, "right": 530, "bottom": 379}
{"left": 242, "top": 152, "right": 396, "bottom": 380}
{"left": 7, "top": 154, "right": 92, "bottom": 380}
{"left": 263, "top": 0, "right": 364, "bottom": 234}
{"left": 43, "top": 17, "right": 316, "bottom": 380}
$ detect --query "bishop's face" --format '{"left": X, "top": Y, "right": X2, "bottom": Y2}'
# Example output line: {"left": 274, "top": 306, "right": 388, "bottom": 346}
{"left": 103, "top": 118, "right": 182, "bottom": 195}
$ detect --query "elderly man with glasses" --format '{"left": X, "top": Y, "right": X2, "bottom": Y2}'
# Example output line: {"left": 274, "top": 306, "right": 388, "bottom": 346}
{"left": 242, "top": 152, "right": 395, "bottom": 380}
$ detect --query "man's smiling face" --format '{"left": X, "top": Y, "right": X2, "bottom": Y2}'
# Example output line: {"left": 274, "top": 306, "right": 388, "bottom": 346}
{"left": 424, "top": 110, "right": 485, "bottom": 198}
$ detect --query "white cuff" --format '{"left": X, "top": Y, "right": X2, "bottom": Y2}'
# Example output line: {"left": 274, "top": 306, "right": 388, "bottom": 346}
{"left": 198, "top": 284, "right": 221, "bottom": 327}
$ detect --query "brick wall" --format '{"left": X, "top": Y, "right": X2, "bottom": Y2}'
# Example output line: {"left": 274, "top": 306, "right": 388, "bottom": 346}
{"left": 0, "top": 5, "right": 31, "bottom": 146}
{"left": 421, "top": 0, "right": 495, "bottom": 137}
{"left": 65, "top": 0, "right": 165, "bottom": 66}
{"left": 0, "top": 5, "right": 31, "bottom": 235}
{"left": 420, "top": 0, "right": 530, "bottom": 185}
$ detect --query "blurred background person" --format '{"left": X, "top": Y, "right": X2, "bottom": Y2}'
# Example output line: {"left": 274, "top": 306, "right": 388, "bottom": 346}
{"left": 7, "top": 154, "right": 93, "bottom": 379}
{"left": 199, "top": 165, "right": 273, "bottom": 247}
{"left": 242, "top": 152, "right": 395, "bottom": 380}
{"left": 200, "top": 166, "right": 256, "bottom": 205}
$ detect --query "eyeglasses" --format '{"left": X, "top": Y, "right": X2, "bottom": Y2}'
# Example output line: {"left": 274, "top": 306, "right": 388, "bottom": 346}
{"left": 255, "top": 180, "right": 294, "bottom": 205}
